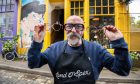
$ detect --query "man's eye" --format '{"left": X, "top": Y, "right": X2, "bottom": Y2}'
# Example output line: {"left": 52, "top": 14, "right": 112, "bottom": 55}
{"left": 66, "top": 25, "right": 73, "bottom": 30}
{"left": 66, "top": 26, "right": 72, "bottom": 28}
{"left": 77, "top": 25, "right": 83, "bottom": 28}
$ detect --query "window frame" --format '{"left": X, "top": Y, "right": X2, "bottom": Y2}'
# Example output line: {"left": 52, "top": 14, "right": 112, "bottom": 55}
{"left": 70, "top": 0, "right": 84, "bottom": 19}
{"left": 89, "top": 0, "right": 115, "bottom": 49}
{"left": 0, "top": 0, "right": 15, "bottom": 38}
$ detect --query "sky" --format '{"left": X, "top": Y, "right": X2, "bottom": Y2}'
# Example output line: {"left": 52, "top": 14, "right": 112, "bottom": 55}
{"left": 129, "top": 0, "right": 140, "bottom": 21}
{"left": 22, "top": 0, "right": 44, "bottom": 6}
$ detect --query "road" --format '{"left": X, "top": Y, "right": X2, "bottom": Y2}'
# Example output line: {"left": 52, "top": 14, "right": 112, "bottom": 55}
{"left": 0, "top": 69, "right": 53, "bottom": 84}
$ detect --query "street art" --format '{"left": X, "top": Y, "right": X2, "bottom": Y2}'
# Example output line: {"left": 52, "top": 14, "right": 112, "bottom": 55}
{"left": 20, "top": 0, "right": 45, "bottom": 48}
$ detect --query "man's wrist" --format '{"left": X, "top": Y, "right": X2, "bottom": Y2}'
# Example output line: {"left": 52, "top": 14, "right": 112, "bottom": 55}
{"left": 110, "top": 38, "right": 128, "bottom": 48}
{"left": 31, "top": 40, "right": 43, "bottom": 50}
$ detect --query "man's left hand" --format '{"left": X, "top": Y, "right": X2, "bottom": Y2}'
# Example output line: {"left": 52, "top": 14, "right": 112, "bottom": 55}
{"left": 103, "top": 25, "right": 123, "bottom": 41}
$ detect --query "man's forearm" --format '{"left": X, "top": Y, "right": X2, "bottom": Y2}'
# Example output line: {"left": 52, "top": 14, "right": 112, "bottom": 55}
{"left": 111, "top": 38, "right": 132, "bottom": 76}
{"left": 27, "top": 41, "right": 43, "bottom": 68}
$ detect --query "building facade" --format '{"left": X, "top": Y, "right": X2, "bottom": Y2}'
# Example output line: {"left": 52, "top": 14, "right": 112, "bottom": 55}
{"left": 0, "top": 0, "right": 132, "bottom": 54}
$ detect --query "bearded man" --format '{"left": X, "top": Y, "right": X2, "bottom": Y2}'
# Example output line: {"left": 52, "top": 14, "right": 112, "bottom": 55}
{"left": 28, "top": 15, "right": 132, "bottom": 84}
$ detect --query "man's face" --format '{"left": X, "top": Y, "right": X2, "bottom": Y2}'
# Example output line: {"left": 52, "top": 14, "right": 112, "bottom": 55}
{"left": 65, "top": 16, "right": 84, "bottom": 46}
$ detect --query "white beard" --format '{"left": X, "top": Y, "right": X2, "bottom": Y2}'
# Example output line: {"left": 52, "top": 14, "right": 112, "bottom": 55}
{"left": 67, "top": 32, "right": 81, "bottom": 47}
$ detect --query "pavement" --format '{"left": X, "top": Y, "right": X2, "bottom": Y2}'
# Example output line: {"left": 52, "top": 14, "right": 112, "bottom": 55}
{"left": 0, "top": 69, "right": 54, "bottom": 84}
{"left": 0, "top": 55, "right": 140, "bottom": 84}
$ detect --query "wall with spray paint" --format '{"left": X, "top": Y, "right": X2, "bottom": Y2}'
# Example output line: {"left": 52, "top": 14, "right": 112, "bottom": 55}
{"left": 20, "top": 0, "right": 45, "bottom": 48}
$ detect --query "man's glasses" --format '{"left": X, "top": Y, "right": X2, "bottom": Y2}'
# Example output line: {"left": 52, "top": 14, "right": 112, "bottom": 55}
{"left": 64, "top": 24, "right": 84, "bottom": 31}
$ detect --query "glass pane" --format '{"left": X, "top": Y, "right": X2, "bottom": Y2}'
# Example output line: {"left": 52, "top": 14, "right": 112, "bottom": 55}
{"left": 4, "top": 28, "right": 13, "bottom": 37}
{"left": 109, "top": 7, "right": 114, "bottom": 14}
{"left": 71, "top": 1, "right": 74, "bottom": 8}
{"left": 2, "top": 6, "right": 5, "bottom": 12}
{"left": 75, "top": 9, "right": 79, "bottom": 15}
{"left": 75, "top": 1, "right": 79, "bottom": 8}
{"left": 80, "top": 9, "right": 83, "bottom": 15}
{"left": 103, "top": 7, "right": 108, "bottom": 14}
{"left": 0, "top": 12, "right": 14, "bottom": 37}
{"left": 0, "top": 0, "right": 2, "bottom": 5}
{"left": 11, "top": 4, "right": 14, "bottom": 11}
{"left": 11, "top": 0, "right": 15, "bottom": 4}
{"left": 96, "top": 7, "right": 101, "bottom": 14}
{"left": 3, "top": 0, "right": 6, "bottom": 5}
{"left": 109, "top": 0, "right": 114, "bottom": 6}
{"left": 96, "top": 0, "right": 101, "bottom": 6}
{"left": 90, "top": 7, "right": 95, "bottom": 14}
{"left": 90, "top": 0, "right": 95, "bottom": 6}
{"left": 103, "top": 0, "right": 108, "bottom": 6}
{"left": 9, "top": 17, "right": 14, "bottom": 23}
{"left": 7, "top": 0, "right": 11, "bottom": 4}
{"left": 71, "top": 9, "right": 74, "bottom": 15}
{"left": 0, "top": 6, "right": 1, "bottom": 12}
{"left": 0, "top": 27, "right": 2, "bottom": 33}
{"left": 0, "top": 13, "right": 5, "bottom": 24}
{"left": 104, "top": 16, "right": 114, "bottom": 25}
{"left": 80, "top": 1, "right": 83, "bottom": 7}
{"left": 108, "top": 17, "right": 115, "bottom": 25}
{"left": 6, "top": 5, "right": 11, "bottom": 11}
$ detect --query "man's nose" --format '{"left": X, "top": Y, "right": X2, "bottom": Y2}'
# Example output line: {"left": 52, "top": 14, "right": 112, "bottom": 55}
{"left": 71, "top": 27, "right": 77, "bottom": 32}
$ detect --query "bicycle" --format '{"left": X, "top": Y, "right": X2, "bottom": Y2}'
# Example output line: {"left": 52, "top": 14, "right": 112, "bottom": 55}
{"left": 1, "top": 43, "right": 28, "bottom": 61}
{"left": 1, "top": 35, "right": 27, "bottom": 61}
{"left": 2, "top": 47, "right": 28, "bottom": 61}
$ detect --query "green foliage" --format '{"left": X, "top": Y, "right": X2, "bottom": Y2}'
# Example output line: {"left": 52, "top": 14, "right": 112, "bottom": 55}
{"left": 136, "top": 20, "right": 140, "bottom": 28}
{"left": 0, "top": 33, "right": 4, "bottom": 38}
{"left": 119, "top": 0, "right": 133, "bottom": 4}
{"left": 130, "top": 51, "right": 140, "bottom": 60}
{"left": 2, "top": 40, "right": 15, "bottom": 52}
{"left": 2, "top": 35, "right": 19, "bottom": 52}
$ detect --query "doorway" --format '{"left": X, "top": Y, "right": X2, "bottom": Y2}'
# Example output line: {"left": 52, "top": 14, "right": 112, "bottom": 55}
{"left": 51, "top": 9, "right": 64, "bottom": 44}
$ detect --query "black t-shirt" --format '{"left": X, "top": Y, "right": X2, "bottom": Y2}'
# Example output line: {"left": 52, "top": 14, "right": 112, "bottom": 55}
{"left": 65, "top": 44, "right": 83, "bottom": 54}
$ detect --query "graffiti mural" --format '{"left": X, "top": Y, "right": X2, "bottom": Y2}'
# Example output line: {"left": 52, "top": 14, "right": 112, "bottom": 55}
{"left": 20, "top": 0, "right": 45, "bottom": 48}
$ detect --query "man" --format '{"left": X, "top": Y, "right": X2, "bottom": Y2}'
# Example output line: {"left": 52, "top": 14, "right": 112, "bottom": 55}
{"left": 28, "top": 15, "right": 132, "bottom": 84}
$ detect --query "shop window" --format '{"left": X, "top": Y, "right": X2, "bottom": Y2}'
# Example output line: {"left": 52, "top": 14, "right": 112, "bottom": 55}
{"left": 0, "top": 0, "right": 15, "bottom": 38}
{"left": 70, "top": 0, "right": 84, "bottom": 19}
{"left": 89, "top": 0, "right": 115, "bottom": 49}
{"left": 90, "top": 0, "right": 114, "bottom": 15}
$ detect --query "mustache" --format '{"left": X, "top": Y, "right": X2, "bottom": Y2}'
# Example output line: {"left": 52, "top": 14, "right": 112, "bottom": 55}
{"left": 67, "top": 32, "right": 81, "bottom": 39}
{"left": 67, "top": 32, "right": 81, "bottom": 46}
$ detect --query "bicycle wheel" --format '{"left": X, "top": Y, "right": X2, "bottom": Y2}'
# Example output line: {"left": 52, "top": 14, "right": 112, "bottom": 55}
{"left": 5, "top": 52, "right": 15, "bottom": 61}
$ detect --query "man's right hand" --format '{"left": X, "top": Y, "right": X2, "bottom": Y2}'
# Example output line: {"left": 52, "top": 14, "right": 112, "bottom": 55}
{"left": 33, "top": 24, "right": 46, "bottom": 43}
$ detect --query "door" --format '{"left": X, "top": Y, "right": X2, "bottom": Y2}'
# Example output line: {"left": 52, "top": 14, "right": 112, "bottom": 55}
{"left": 51, "top": 9, "right": 64, "bottom": 44}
